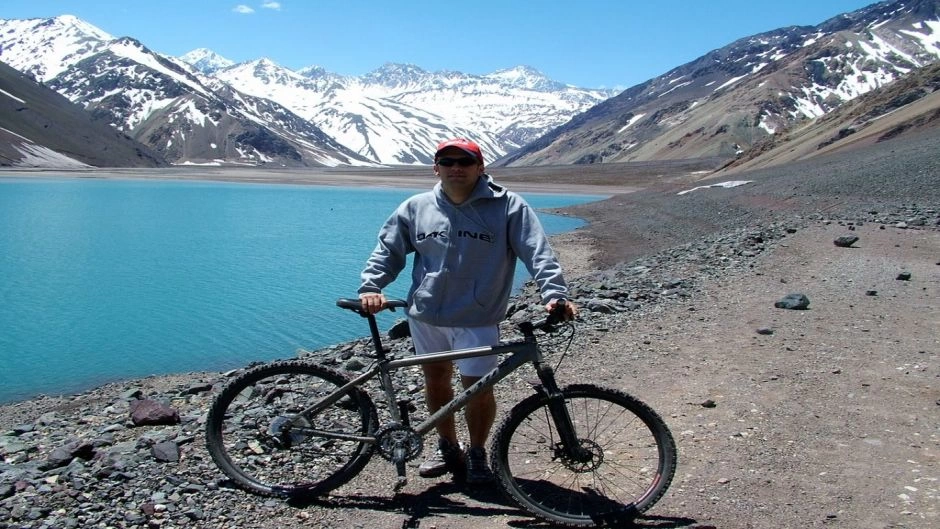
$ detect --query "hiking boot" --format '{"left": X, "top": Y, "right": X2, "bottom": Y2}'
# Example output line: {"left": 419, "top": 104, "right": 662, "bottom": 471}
{"left": 465, "top": 446, "right": 495, "bottom": 485}
{"left": 418, "top": 437, "right": 465, "bottom": 479}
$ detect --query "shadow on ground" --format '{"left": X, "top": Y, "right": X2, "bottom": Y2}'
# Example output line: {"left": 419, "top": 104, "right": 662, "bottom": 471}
{"left": 287, "top": 481, "right": 703, "bottom": 528}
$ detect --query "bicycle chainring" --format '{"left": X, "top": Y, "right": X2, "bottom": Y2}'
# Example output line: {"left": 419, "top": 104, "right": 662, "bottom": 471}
{"left": 374, "top": 424, "right": 423, "bottom": 462}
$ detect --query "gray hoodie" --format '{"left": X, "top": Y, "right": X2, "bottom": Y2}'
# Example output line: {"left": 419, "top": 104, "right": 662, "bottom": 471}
{"left": 359, "top": 174, "right": 568, "bottom": 327}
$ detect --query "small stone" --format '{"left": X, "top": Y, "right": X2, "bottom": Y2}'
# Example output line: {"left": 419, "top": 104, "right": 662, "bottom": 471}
{"left": 701, "top": 399, "right": 717, "bottom": 408}
{"left": 756, "top": 327, "right": 774, "bottom": 335}
{"left": 344, "top": 358, "right": 366, "bottom": 371}
{"left": 774, "top": 293, "right": 810, "bottom": 310}
{"left": 896, "top": 271, "right": 912, "bottom": 281}
{"left": 865, "top": 290, "right": 877, "bottom": 296}
{"left": 833, "top": 235, "right": 859, "bottom": 248}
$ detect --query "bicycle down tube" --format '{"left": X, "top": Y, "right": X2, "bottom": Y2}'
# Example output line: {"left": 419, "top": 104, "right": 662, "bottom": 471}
{"left": 389, "top": 341, "right": 540, "bottom": 437}
{"left": 300, "top": 339, "right": 542, "bottom": 441}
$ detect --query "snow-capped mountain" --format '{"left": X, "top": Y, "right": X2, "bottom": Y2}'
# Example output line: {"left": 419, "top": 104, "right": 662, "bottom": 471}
{"left": 0, "top": 15, "right": 612, "bottom": 166}
{"left": 0, "top": 16, "right": 372, "bottom": 167}
{"left": 3, "top": 1, "right": 937, "bottom": 169}
{"left": 179, "top": 48, "right": 234, "bottom": 75}
{"left": 0, "top": 60, "right": 165, "bottom": 168}
{"left": 500, "top": 0, "right": 940, "bottom": 166}
{"left": 208, "top": 59, "right": 612, "bottom": 164}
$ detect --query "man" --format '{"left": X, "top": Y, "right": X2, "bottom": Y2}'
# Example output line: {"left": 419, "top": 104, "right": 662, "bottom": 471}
{"left": 358, "top": 138, "right": 577, "bottom": 485}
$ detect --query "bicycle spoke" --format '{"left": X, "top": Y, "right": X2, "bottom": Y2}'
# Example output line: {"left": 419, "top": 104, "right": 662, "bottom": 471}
{"left": 206, "top": 361, "right": 377, "bottom": 498}
{"left": 494, "top": 385, "right": 676, "bottom": 527}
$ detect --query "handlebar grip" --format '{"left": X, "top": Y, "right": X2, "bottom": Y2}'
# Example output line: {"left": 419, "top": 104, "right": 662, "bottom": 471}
{"left": 546, "top": 299, "right": 567, "bottom": 326}
{"left": 336, "top": 298, "right": 408, "bottom": 313}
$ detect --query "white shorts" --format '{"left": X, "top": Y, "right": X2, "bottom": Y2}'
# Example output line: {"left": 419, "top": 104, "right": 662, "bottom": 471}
{"left": 408, "top": 318, "right": 500, "bottom": 377}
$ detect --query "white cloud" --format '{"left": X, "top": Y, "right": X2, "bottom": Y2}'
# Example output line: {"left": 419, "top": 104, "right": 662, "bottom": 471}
{"left": 262, "top": 2, "right": 282, "bottom": 10}
{"left": 233, "top": 5, "right": 255, "bottom": 14}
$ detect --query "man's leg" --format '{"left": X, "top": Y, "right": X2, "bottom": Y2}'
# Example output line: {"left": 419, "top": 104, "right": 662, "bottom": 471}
{"left": 417, "top": 360, "right": 466, "bottom": 479}
{"left": 461, "top": 375, "right": 497, "bottom": 484}
{"left": 461, "top": 376, "right": 496, "bottom": 449}
{"left": 423, "top": 361, "right": 458, "bottom": 443}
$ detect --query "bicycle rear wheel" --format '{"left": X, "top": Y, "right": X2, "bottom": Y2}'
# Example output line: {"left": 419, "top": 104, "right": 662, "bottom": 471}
{"left": 206, "top": 360, "right": 377, "bottom": 498}
{"left": 492, "top": 384, "right": 676, "bottom": 527}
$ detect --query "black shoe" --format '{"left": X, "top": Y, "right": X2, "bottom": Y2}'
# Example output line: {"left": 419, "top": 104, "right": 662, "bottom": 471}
{"left": 465, "top": 446, "right": 495, "bottom": 485}
{"left": 418, "top": 437, "right": 465, "bottom": 479}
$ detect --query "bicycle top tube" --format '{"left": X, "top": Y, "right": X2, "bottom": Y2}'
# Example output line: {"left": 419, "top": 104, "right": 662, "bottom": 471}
{"left": 386, "top": 340, "right": 538, "bottom": 370}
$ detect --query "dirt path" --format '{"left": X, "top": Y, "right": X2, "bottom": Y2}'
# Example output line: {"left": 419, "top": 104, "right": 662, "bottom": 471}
{"left": 611, "top": 222, "right": 939, "bottom": 528}
{"left": 254, "top": 222, "right": 938, "bottom": 529}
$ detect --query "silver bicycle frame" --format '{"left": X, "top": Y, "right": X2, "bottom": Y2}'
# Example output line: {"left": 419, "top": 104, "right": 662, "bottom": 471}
{"left": 304, "top": 338, "right": 545, "bottom": 443}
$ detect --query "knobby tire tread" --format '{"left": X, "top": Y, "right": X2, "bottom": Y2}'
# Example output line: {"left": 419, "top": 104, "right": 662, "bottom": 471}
{"left": 491, "top": 384, "right": 677, "bottom": 527}
{"left": 205, "top": 359, "right": 378, "bottom": 499}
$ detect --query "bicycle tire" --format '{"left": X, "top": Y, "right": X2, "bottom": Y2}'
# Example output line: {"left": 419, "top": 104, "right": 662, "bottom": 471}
{"left": 205, "top": 360, "right": 378, "bottom": 499}
{"left": 491, "top": 384, "right": 676, "bottom": 527}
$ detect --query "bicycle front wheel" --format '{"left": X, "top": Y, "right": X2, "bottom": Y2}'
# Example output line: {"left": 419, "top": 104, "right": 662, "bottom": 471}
{"left": 206, "top": 360, "right": 378, "bottom": 498}
{"left": 492, "top": 384, "right": 676, "bottom": 527}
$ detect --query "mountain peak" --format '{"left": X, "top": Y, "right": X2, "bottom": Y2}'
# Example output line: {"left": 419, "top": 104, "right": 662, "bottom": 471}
{"left": 486, "top": 65, "right": 564, "bottom": 91}
{"left": 180, "top": 48, "right": 234, "bottom": 74}
{"left": 46, "top": 14, "right": 114, "bottom": 40}
{"left": 361, "top": 63, "right": 432, "bottom": 86}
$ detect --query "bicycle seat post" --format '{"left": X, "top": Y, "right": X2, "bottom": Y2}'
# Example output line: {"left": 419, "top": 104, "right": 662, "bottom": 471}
{"left": 364, "top": 313, "right": 388, "bottom": 360}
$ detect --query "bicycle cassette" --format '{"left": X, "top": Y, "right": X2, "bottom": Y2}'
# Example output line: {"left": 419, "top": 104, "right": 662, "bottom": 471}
{"left": 374, "top": 424, "right": 423, "bottom": 462}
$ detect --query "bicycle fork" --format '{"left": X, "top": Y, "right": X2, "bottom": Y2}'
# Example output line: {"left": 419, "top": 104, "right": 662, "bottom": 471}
{"left": 532, "top": 362, "right": 593, "bottom": 464}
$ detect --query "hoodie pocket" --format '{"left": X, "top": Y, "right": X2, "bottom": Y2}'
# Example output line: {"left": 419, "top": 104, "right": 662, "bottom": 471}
{"left": 411, "top": 272, "right": 486, "bottom": 318}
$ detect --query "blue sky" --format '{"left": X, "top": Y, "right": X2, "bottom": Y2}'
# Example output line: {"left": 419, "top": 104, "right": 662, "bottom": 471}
{"left": 3, "top": 0, "right": 878, "bottom": 89}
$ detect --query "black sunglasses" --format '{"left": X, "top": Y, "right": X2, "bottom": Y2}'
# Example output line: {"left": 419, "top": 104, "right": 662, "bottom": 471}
{"left": 437, "top": 157, "right": 478, "bottom": 167}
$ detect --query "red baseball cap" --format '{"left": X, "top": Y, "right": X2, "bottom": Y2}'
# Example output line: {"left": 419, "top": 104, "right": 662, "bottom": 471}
{"left": 435, "top": 138, "right": 483, "bottom": 164}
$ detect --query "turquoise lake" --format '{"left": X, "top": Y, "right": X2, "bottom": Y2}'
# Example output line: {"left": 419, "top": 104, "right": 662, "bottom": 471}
{"left": 0, "top": 176, "right": 604, "bottom": 404}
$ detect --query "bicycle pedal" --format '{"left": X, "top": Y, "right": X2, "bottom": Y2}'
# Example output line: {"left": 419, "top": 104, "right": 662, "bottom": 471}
{"left": 394, "top": 476, "right": 408, "bottom": 491}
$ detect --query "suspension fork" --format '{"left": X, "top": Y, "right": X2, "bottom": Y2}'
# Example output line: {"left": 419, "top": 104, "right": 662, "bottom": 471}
{"left": 533, "top": 362, "right": 592, "bottom": 462}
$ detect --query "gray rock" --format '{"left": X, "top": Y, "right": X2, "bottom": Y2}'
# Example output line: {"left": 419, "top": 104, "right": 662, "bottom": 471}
{"left": 775, "top": 293, "right": 810, "bottom": 310}
{"left": 833, "top": 235, "right": 859, "bottom": 247}
{"left": 129, "top": 399, "right": 180, "bottom": 426}
{"left": 388, "top": 319, "right": 411, "bottom": 339}
{"left": 151, "top": 441, "right": 180, "bottom": 463}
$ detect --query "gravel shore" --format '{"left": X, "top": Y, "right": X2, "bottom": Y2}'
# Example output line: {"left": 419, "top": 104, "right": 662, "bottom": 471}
{"left": 1, "top": 128, "right": 938, "bottom": 528}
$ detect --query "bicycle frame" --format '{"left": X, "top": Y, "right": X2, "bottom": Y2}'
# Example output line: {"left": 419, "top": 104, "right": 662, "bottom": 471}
{"left": 206, "top": 297, "right": 676, "bottom": 522}
{"left": 301, "top": 302, "right": 578, "bottom": 453}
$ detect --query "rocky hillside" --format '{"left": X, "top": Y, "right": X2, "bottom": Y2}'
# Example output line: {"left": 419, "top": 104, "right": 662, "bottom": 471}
{"left": 721, "top": 59, "right": 940, "bottom": 173}
{"left": 499, "top": 0, "right": 940, "bottom": 168}
{"left": 0, "top": 61, "right": 166, "bottom": 168}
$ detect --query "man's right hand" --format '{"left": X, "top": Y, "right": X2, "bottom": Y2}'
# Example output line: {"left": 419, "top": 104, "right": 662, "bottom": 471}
{"left": 359, "top": 292, "right": 387, "bottom": 314}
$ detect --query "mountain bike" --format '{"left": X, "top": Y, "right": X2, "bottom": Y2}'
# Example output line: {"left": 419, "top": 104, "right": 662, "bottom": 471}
{"left": 205, "top": 298, "right": 677, "bottom": 527}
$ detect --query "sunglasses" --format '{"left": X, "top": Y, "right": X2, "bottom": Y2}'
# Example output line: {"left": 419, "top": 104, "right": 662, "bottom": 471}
{"left": 436, "top": 157, "right": 478, "bottom": 167}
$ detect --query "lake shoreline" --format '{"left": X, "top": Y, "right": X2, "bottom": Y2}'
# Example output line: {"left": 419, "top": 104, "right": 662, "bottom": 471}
{"left": 0, "top": 165, "right": 645, "bottom": 196}
{"left": 0, "top": 173, "right": 611, "bottom": 405}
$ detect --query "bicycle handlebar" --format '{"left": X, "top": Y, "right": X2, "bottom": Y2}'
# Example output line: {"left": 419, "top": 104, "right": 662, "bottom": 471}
{"left": 336, "top": 297, "right": 408, "bottom": 315}
{"left": 531, "top": 299, "right": 569, "bottom": 332}
{"left": 336, "top": 296, "right": 570, "bottom": 334}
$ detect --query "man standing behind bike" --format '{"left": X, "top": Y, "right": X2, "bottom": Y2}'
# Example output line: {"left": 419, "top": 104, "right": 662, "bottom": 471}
{"left": 358, "top": 138, "right": 577, "bottom": 485}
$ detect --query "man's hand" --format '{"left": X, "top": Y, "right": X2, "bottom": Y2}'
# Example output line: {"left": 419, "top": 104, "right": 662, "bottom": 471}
{"left": 545, "top": 299, "right": 577, "bottom": 321}
{"left": 359, "top": 292, "right": 387, "bottom": 314}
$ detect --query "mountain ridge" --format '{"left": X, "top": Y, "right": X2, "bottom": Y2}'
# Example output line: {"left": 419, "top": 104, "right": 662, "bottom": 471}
{"left": 1, "top": 1, "right": 938, "bottom": 169}
{"left": 499, "top": 0, "right": 940, "bottom": 167}
{"left": 0, "top": 14, "right": 611, "bottom": 167}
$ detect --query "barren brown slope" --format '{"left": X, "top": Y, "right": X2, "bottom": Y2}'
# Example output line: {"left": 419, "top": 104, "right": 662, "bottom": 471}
{"left": 722, "top": 61, "right": 940, "bottom": 175}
